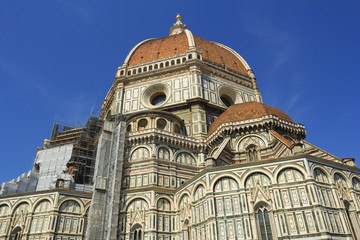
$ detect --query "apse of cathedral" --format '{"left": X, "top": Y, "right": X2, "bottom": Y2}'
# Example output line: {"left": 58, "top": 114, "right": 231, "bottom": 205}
{"left": 1, "top": 14, "right": 359, "bottom": 240}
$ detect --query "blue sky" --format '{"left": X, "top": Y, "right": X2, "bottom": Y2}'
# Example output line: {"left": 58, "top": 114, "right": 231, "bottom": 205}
{"left": 0, "top": 1, "right": 359, "bottom": 183}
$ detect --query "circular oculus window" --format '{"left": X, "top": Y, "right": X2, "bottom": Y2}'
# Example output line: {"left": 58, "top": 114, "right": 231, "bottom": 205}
{"left": 142, "top": 83, "right": 170, "bottom": 108}
{"left": 151, "top": 93, "right": 166, "bottom": 106}
{"left": 220, "top": 95, "right": 234, "bottom": 107}
{"left": 218, "top": 85, "right": 242, "bottom": 107}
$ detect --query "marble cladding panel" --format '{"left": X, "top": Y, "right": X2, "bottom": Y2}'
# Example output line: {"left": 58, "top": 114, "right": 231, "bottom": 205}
{"left": 121, "top": 74, "right": 257, "bottom": 115}
{"left": 123, "top": 75, "right": 191, "bottom": 114}
{"left": 202, "top": 76, "right": 257, "bottom": 106}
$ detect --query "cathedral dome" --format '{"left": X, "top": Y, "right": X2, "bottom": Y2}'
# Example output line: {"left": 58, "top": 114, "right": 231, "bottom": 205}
{"left": 208, "top": 101, "right": 294, "bottom": 134}
{"left": 122, "top": 16, "right": 251, "bottom": 77}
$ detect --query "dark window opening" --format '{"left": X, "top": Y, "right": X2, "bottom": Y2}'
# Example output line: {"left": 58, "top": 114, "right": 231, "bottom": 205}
{"left": 220, "top": 95, "right": 234, "bottom": 107}
{"left": 156, "top": 119, "right": 167, "bottom": 130}
{"left": 151, "top": 93, "right": 166, "bottom": 106}
{"left": 257, "top": 208, "right": 273, "bottom": 240}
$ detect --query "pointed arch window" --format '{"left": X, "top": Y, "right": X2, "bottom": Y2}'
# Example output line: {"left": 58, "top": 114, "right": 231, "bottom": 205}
{"left": 133, "top": 229, "right": 142, "bottom": 240}
{"left": 10, "top": 226, "right": 22, "bottom": 240}
{"left": 256, "top": 206, "right": 273, "bottom": 240}
{"left": 131, "top": 224, "right": 143, "bottom": 240}
{"left": 246, "top": 145, "right": 258, "bottom": 162}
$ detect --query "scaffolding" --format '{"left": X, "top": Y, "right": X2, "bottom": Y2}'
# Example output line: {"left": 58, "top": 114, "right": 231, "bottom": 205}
{"left": 49, "top": 117, "right": 103, "bottom": 185}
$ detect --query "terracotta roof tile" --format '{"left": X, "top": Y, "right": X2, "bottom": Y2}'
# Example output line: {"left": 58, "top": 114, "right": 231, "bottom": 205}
{"left": 128, "top": 33, "right": 189, "bottom": 66}
{"left": 126, "top": 33, "right": 249, "bottom": 76}
{"left": 208, "top": 102, "right": 294, "bottom": 135}
{"left": 270, "top": 131, "right": 293, "bottom": 148}
{"left": 193, "top": 35, "right": 248, "bottom": 76}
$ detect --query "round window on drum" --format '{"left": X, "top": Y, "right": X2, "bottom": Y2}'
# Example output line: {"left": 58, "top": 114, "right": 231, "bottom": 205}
{"left": 156, "top": 119, "right": 167, "bottom": 130}
{"left": 220, "top": 95, "right": 234, "bottom": 107}
{"left": 151, "top": 93, "right": 167, "bottom": 106}
{"left": 138, "top": 119, "right": 148, "bottom": 130}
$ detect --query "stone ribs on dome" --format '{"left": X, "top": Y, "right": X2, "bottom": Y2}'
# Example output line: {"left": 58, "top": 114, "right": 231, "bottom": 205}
{"left": 126, "top": 32, "right": 249, "bottom": 76}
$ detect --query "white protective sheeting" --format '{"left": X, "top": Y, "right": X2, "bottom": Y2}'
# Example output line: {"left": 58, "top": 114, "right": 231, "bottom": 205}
{"left": 35, "top": 144, "right": 74, "bottom": 191}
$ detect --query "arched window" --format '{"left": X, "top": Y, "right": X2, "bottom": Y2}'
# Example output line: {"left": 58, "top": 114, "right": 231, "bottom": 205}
{"left": 29, "top": 200, "right": 51, "bottom": 234}
{"left": 131, "top": 147, "right": 150, "bottom": 162}
{"left": 314, "top": 168, "right": 329, "bottom": 183}
{"left": 127, "top": 199, "right": 149, "bottom": 212}
{"left": 334, "top": 173, "right": 348, "bottom": 187}
{"left": 138, "top": 119, "right": 148, "bottom": 130}
{"left": 352, "top": 177, "right": 360, "bottom": 190}
{"left": 158, "top": 147, "right": 170, "bottom": 160}
{"left": 10, "top": 226, "right": 22, "bottom": 240}
{"left": 277, "top": 168, "right": 304, "bottom": 183}
{"left": 56, "top": 200, "right": 81, "bottom": 234}
{"left": 246, "top": 145, "right": 258, "bottom": 162}
{"left": 174, "top": 124, "right": 181, "bottom": 134}
{"left": 156, "top": 119, "right": 167, "bottom": 130}
{"left": 220, "top": 94, "right": 234, "bottom": 107}
{"left": 214, "top": 177, "right": 238, "bottom": 193}
{"left": 157, "top": 199, "right": 171, "bottom": 232}
{"left": 157, "top": 198, "right": 170, "bottom": 211}
{"left": 194, "top": 185, "right": 206, "bottom": 201}
{"left": 9, "top": 202, "right": 29, "bottom": 239}
{"left": 127, "top": 199, "right": 148, "bottom": 240}
{"left": 175, "top": 152, "right": 196, "bottom": 166}
{"left": 0, "top": 204, "right": 9, "bottom": 216}
{"left": 132, "top": 227, "right": 143, "bottom": 240}
{"left": 256, "top": 205, "right": 273, "bottom": 240}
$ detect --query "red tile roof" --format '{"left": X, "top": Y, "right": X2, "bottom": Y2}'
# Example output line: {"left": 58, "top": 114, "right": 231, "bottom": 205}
{"left": 128, "top": 33, "right": 189, "bottom": 66}
{"left": 208, "top": 102, "right": 294, "bottom": 135}
{"left": 270, "top": 131, "right": 294, "bottom": 148}
{"left": 126, "top": 33, "right": 249, "bottom": 76}
{"left": 193, "top": 35, "right": 248, "bottom": 76}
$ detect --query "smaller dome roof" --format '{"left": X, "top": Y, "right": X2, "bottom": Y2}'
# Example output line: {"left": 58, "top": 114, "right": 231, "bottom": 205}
{"left": 208, "top": 102, "right": 294, "bottom": 135}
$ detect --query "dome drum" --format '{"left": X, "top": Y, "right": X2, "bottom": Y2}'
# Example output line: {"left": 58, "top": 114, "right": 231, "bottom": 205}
{"left": 126, "top": 110, "right": 185, "bottom": 135}
{"left": 116, "top": 52, "right": 192, "bottom": 78}
{"left": 141, "top": 83, "right": 171, "bottom": 109}
{"left": 218, "top": 85, "right": 243, "bottom": 107}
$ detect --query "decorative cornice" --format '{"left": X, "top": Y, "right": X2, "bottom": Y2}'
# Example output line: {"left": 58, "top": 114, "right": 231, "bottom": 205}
{"left": 127, "top": 129, "right": 206, "bottom": 151}
{"left": 207, "top": 115, "right": 306, "bottom": 146}
{"left": 0, "top": 188, "right": 92, "bottom": 199}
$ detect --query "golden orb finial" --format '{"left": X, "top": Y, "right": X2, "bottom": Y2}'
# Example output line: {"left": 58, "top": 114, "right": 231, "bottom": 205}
{"left": 176, "top": 13, "right": 181, "bottom": 21}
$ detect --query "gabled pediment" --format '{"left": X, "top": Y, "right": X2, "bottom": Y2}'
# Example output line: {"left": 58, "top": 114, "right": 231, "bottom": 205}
{"left": 250, "top": 181, "right": 271, "bottom": 203}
